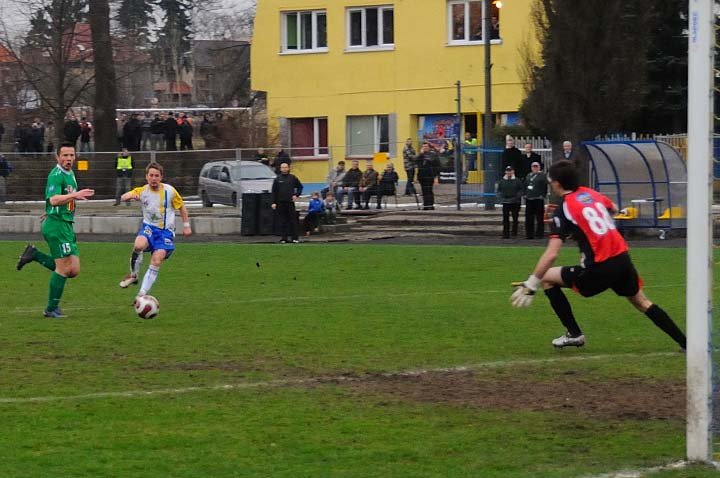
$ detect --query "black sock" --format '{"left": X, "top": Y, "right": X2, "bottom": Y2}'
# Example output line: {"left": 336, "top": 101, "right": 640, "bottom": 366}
{"left": 645, "top": 304, "right": 687, "bottom": 349}
{"left": 545, "top": 286, "right": 583, "bottom": 337}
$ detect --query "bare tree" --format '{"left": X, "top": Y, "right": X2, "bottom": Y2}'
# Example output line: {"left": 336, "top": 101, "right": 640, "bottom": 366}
{"left": 88, "top": 0, "right": 117, "bottom": 150}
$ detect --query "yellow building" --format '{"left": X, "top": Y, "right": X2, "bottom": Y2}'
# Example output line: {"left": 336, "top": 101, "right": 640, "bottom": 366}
{"left": 252, "top": 0, "right": 535, "bottom": 183}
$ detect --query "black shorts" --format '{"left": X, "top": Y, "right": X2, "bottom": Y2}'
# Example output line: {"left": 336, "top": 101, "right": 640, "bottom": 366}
{"left": 560, "top": 252, "right": 642, "bottom": 298}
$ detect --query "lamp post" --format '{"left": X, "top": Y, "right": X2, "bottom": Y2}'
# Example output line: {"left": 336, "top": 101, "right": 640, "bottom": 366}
{"left": 482, "top": 0, "right": 495, "bottom": 209}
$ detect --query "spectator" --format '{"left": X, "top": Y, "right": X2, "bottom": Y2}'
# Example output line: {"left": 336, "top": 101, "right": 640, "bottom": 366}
{"left": 562, "top": 140, "right": 575, "bottom": 161}
{"left": 490, "top": 15, "right": 500, "bottom": 40}
{"left": 0, "top": 153, "right": 12, "bottom": 203}
{"left": 524, "top": 161, "right": 548, "bottom": 239}
{"left": 497, "top": 165, "right": 523, "bottom": 238}
{"left": 29, "top": 121, "right": 43, "bottom": 154}
{"left": 463, "top": 131, "right": 478, "bottom": 183}
{"left": 255, "top": 147, "right": 270, "bottom": 166}
{"left": 523, "top": 143, "right": 543, "bottom": 171}
{"left": 376, "top": 162, "right": 399, "bottom": 209}
{"left": 79, "top": 117, "right": 92, "bottom": 152}
{"left": 0, "top": 121, "right": 4, "bottom": 144}
{"left": 164, "top": 112, "right": 178, "bottom": 151}
{"left": 13, "top": 122, "right": 25, "bottom": 152}
{"left": 402, "top": 138, "right": 417, "bottom": 195}
{"left": 359, "top": 160, "right": 379, "bottom": 210}
{"left": 321, "top": 160, "right": 345, "bottom": 198}
{"left": 123, "top": 114, "right": 142, "bottom": 151}
{"left": 116, "top": 114, "right": 126, "bottom": 148}
{"left": 140, "top": 113, "right": 152, "bottom": 151}
{"left": 303, "top": 191, "right": 325, "bottom": 236}
{"left": 178, "top": 115, "right": 193, "bottom": 150}
{"left": 323, "top": 190, "right": 340, "bottom": 224}
{"left": 63, "top": 115, "right": 81, "bottom": 147}
{"left": 271, "top": 162, "right": 303, "bottom": 243}
{"left": 200, "top": 115, "right": 214, "bottom": 149}
{"left": 337, "top": 159, "right": 362, "bottom": 209}
{"left": 501, "top": 136, "right": 526, "bottom": 179}
{"left": 415, "top": 142, "right": 441, "bottom": 210}
{"left": 273, "top": 148, "right": 291, "bottom": 173}
{"left": 113, "top": 148, "right": 133, "bottom": 206}
{"left": 150, "top": 114, "right": 165, "bottom": 151}
{"left": 45, "top": 120, "right": 56, "bottom": 153}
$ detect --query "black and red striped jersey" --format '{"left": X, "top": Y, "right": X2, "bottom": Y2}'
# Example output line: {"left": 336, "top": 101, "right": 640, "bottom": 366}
{"left": 549, "top": 187, "right": 628, "bottom": 266}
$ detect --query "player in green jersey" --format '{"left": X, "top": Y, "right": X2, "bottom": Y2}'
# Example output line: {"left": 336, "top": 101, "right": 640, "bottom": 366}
{"left": 16, "top": 142, "right": 95, "bottom": 318}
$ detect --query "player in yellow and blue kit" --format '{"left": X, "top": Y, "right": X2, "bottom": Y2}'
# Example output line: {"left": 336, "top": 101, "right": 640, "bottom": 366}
{"left": 118, "top": 162, "right": 192, "bottom": 300}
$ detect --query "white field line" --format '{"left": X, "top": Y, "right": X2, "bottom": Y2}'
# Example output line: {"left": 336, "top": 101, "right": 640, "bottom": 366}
{"left": 579, "top": 459, "right": 720, "bottom": 478}
{"left": 0, "top": 351, "right": 677, "bottom": 405}
{"left": 8, "top": 282, "right": 687, "bottom": 314}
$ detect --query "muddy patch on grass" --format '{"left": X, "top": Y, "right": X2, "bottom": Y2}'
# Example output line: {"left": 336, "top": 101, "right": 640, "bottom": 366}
{"left": 343, "top": 370, "right": 685, "bottom": 421}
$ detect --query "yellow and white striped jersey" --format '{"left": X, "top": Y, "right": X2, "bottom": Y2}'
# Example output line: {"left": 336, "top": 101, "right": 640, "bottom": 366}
{"left": 128, "top": 183, "right": 184, "bottom": 230}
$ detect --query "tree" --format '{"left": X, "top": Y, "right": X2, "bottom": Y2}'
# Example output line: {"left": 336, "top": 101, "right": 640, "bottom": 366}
{"left": 88, "top": 0, "right": 117, "bottom": 151}
{"left": 116, "top": 0, "right": 154, "bottom": 41}
{"left": 520, "top": 0, "right": 653, "bottom": 179}
{"left": 156, "top": 0, "right": 193, "bottom": 103}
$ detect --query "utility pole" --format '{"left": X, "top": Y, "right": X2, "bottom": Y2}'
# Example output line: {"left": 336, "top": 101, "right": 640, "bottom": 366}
{"left": 482, "top": 0, "right": 495, "bottom": 210}
{"left": 455, "top": 80, "right": 462, "bottom": 210}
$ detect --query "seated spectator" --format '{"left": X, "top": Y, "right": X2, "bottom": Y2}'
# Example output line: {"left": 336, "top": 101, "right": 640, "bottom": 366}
{"left": 376, "top": 162, "right": 399, "bottom": 209}
{"left": 323, "top": 190, "right": 340, "bottom": 224}
{"left": 303, "top": 191, "right": 325, "bottom": 236}
{"left": 255, "top": 147, "right": 270, "bottom": 166}
{"left": 359, "top": 160, "right": 379, "bottom": 210}
{"left": 337, "top": 159, "right": 362, "bottom": 209}
{"left": 321, "top": 161, "right": 346, "bottom": 198}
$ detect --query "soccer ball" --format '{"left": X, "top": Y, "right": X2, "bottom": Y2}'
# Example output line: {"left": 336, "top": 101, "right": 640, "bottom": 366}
{"left": 134, "top": 295, "right": 159, "bottom": 319}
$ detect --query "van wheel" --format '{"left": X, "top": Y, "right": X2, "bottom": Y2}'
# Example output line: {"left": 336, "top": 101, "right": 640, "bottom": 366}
{"left": 231, "top": 192, "right": 238, "bottom": 207}
{"left": 201, "top": 191, "right": 213, "bottom": 207}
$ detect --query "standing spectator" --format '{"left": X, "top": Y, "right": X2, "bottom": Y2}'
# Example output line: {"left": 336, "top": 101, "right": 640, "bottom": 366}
{"left": 63, "top": 116, "right": 81, "bottom": 147}
{"left": 29, "top": 121, "right": 43, "bottom": 154}
{"left": 501, "top": 136, "right": 526, "bottom": 179}
{"left": 415, "top": 142, "right": 441, "bottom": 210}
{"left": 271, "top": 162, "right": 303, "bottom": 244}
{"left": 45, "top": 120, "right": 56, "bottom": 153}
{"left": 164, "top": 112, "right": 178, "bottom": 151}
{"left": 79, "top": 117, "right": 92, "bottom": 152}
{"left": 523, "top": 143, "right": 543, "bottom": 171}
{"left": 123, "top": 114, "right": 142, "bottom": 151}
{"left": 303, "top": 191, "right": 325, "bottom": 236}
{"left": 402, "top": 138, "right": 417, "bottom": 195}
{"left": 273, "top": 148, "right": 291, "bottom": 173}
{"left": 116, "top": 114, "right": 126, "bottom": 148}
{"left": 463, "top": 131, "right": 478, "bottom": 183}
{"left": 337, "top": 159, "right": 362, "bottom": 209}
{"left": 113, "top": 148, "right": 133, "bottom": 206}
{"left": 359, "top": 160, "right": 379, "bottom": 210}
{"left": 0, "top": 153, "right": 12, "bottom": 203}
{"left": 376, "top": 162, "right": 399, "bottom": 209}
{"left": 323, "top": 190, "right": 340, "bottom": 224}
{"left": 200, "top": 115, "right": 214, "bottom": 149}
{"left": 140, "top": 113, "right": 152, "bottom": 151}
{"left": 15, "top": 142, "right": 95, "bottom": 318}
{"left": 150, "top": 114, "right": 165, "bottom": 151}
{"left": 490, "top": 15, "right": 500, "bottom": 39}
{"left": 178, "top": 115, "right": 193, "bottom": 150}
{"left": 13, "top": 122, "right": 25, "bottom": 152}
{"left": 254, "top": 147, "right": 270, "bottom": 166}
{"left": 524, "top": 161, "right": 548, "bottom": 239}
{"left": 497, "top": 165, "right": 523, "bottom": 238}
{"left": 321, "top": 160, "right": 345, "bottom": 198}
{"left": 561, "top": 140, "right": 576, "bottom": 162}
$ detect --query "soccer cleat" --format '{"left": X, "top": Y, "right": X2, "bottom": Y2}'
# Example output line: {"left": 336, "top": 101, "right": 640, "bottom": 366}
{"left": 43, "top": 308, "right": 67, "bottom": 318}
{"left": 16, "top": 244, "right": 37, "bottom": 271}
{"left": 119, "top": 274, "right": 138, "bottom": 288}
{"left": 551, "top": 333, "right": 586, "bottom": 348}
{"left": 292, "top": 239, "right": 300, "bottom": 243}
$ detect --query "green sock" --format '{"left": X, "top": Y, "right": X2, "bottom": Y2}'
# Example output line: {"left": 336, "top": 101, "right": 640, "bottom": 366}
{"left": 47, "top": 272, "right": 67, "bottom": 311}
{"left": 33, "top": 249, "right": 56, "bottom": 271}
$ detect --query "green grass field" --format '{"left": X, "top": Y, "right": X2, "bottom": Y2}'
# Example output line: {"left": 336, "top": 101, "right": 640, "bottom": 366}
{"left": 0, "top": 241, "right": 717, "bottom": 477}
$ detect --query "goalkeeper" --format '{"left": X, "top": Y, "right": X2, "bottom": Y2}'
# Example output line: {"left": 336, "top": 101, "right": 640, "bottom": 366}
{"left": 510, "top": 160, "right": 686, "bottom": 350}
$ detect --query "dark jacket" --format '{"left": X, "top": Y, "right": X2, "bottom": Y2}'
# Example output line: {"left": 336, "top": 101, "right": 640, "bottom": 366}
{"left": 164, "top": 117, "right": 178, "bottom": 137}
{"left": 524, "top": 171, "right": 548, "bottom": 201}
{"left": 274, "top": 151, "right": 291, "bottom": 173}
{"left": 272, "top": 173, "right": 303, "bottom": 203}
{"left": 501, "top": 147, "right": 525, "bottom": 178}
{"left": 378, "top": 170, "right": 399, "bottom": 194}
{"left": 522, "top": 151, "right": 542, "bottom": 169}
{"left": 496, "top": 176, "right": 524, "bottom": 204}
{"left": 416, "top": 152, "right": 441, "bottom": 180}
{"left": 341, "top": 168, "right": 362, "bottom": 188}
{"left": 360, "top": 169, "right": 379, "bottom": 188}
{"left": 0, "top": 155, "right": 12, "bottom": 178}
{"left": 64, "top": 120, "right": 81, "bottom": 143}
{"left": 150, "top": 118, "right": 165, "bottom": 134}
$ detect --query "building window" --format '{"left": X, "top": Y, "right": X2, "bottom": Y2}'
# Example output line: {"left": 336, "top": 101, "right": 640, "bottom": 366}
{"left": 347, "top": 6, "right": 394, "bottom": 50}
{"left": 347, "top": 115, "right": 390, "bottom": 156}
{"left": 447, "top": 0, "right": 501, "bottom": 44}
{"left": 290, "top": 118, "right": 328, "bottom": 157}
{"left": 282, "top": 11, "right": 328, "bottom": 53}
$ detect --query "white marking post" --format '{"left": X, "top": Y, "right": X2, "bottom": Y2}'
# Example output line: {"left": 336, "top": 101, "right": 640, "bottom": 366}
{"left": 686, "top": 0, "right": 714, "bottom": 462}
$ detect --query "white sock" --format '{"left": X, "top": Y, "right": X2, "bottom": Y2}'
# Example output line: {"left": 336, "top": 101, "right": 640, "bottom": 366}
{"left": 131, "top": 251, "right": 143, "bottom": 276}
{"left": 139, "top": 265, "right": 159, "bottom": 296}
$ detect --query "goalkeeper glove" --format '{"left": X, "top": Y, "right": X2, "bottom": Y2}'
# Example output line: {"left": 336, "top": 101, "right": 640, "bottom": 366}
{"left": 510, "top": 275, "right": 542, "bottom": 308}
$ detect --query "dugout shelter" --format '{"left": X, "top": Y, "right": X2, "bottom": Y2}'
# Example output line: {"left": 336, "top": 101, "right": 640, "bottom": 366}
{"left": 582, "top": 140, "right": 687, "bottom": 232}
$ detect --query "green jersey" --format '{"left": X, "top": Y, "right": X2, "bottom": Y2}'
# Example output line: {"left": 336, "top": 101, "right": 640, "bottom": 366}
{"left": 45, "top": 165, "right": 78, "bottom": 222}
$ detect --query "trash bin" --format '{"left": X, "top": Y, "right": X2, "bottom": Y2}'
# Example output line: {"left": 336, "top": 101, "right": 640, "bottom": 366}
{"left": 241, "top": 192, "right": 275, "bottom": 236}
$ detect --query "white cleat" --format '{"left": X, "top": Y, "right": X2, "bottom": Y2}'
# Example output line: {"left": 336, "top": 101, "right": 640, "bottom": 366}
{"left": 119, "top": 274, "right": 138, "bottom": 288}
{"left": 552, "top": 333, "right": 586, "bottom": 349}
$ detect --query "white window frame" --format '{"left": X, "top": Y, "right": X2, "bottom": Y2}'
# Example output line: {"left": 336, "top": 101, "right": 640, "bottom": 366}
{"left": 346, "top": 115, "right": 390, "bottom": 157}
{"left": 446, "top": 0, "right": 502, "bottom": 46}
{"left": 290, "top": 117, "right": 329, "bottom": 158}
{"left": 346, "top": 6, "right": 394, "bottom": 52}
{"left": 281, "top": 10, "right": 328, "bottom": 54}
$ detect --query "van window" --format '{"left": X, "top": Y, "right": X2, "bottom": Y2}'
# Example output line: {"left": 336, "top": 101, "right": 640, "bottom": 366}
{"left": 231, "top": 163, "right": 276, "bottom": 180}
{"left": 208, "top": 166, "right": 222, "bottom": 180}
